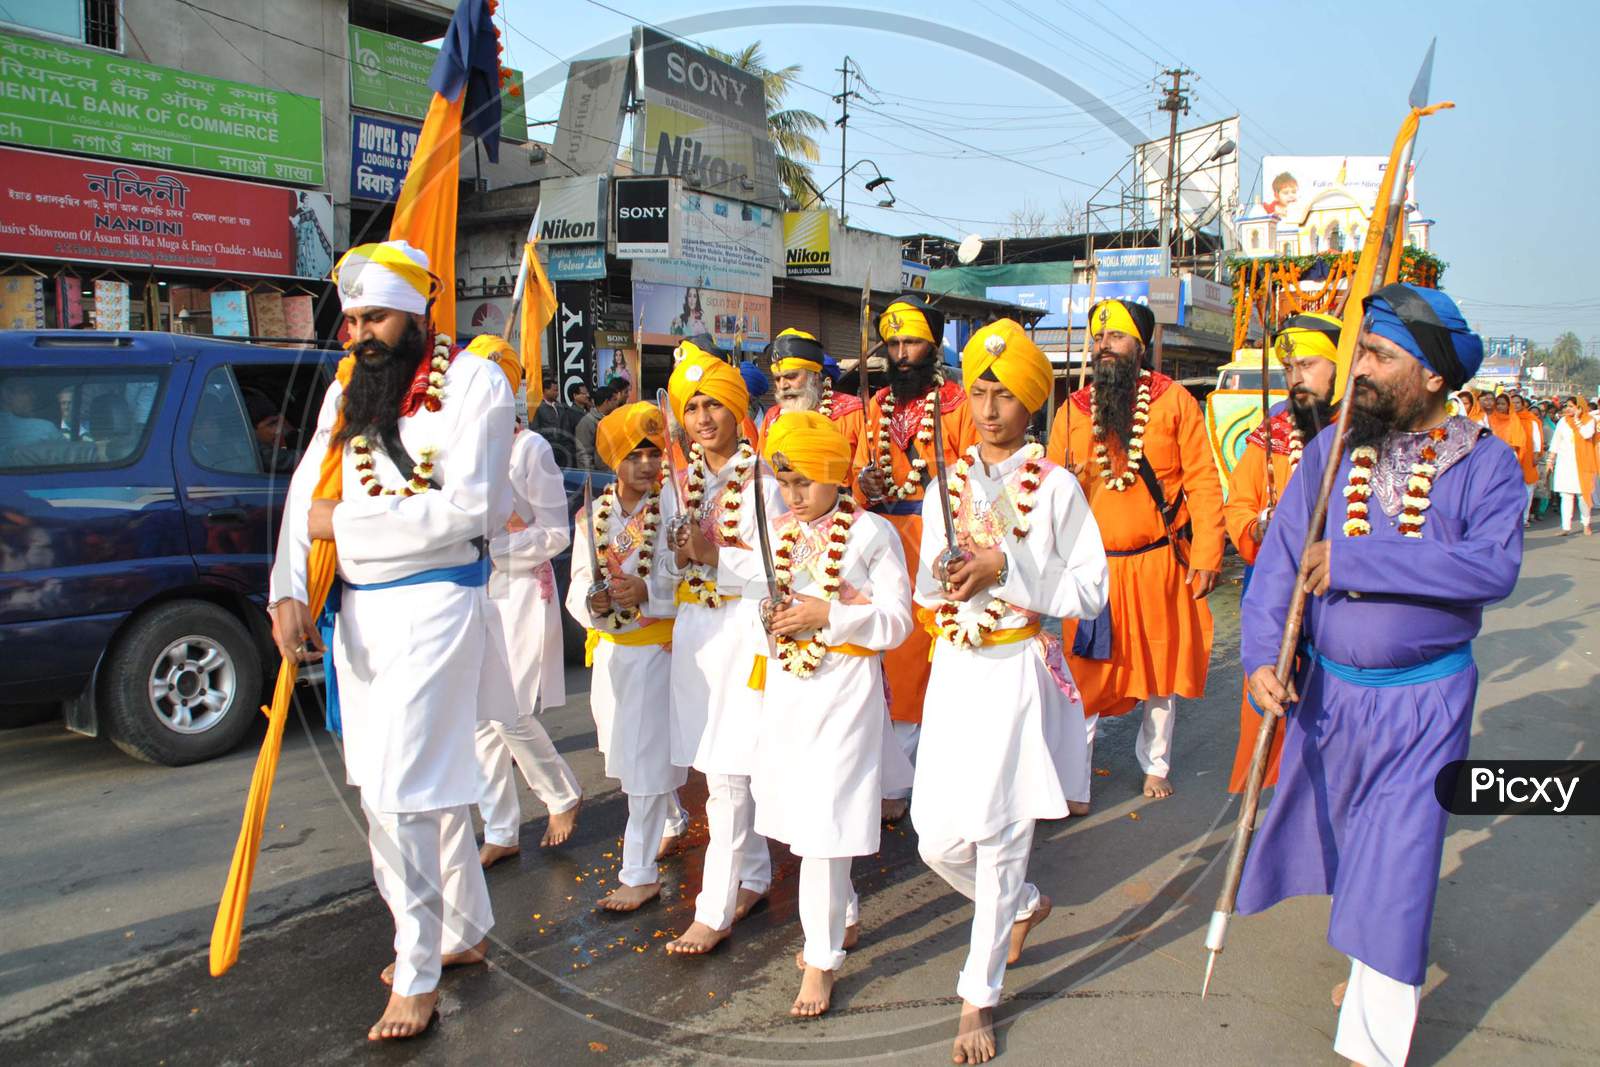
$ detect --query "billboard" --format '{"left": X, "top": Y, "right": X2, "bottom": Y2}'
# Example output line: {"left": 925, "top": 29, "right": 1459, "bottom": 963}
{"left": 537, "top": 175, "right": 608, "bottom": 245}
{"left": 630, "top": 26, "right": 782, "bottom": 208}
{"left": 783, "top": 210, "right": 831, "bottom": 277}
{"left": 633, "top": 280, "right": 769, "bottom": 349}
{"left": 1253, "top": 155, "right": 1418, "bottom": 254}
{"left": 630, "top": 190, "right": 777, "bottom": 297}
{"left": 550, "top": 57, "right": 631, "bottom": 176}
{"left": 555, "top": 282, "right": 597, "bottom": 404}
{"left": 1134, "top": 116, "right": 1240, "bottom": 236}
{"left": 0, "top": 30, "right": 325, "bottom": 185}
{"left": 1093, "top": 247, "right": 1169, "bottom": 282}
{"left": 984, "top": 280, "right": 1151, "bottom": 330}
{"left": 349, "top": 26, "right": 528, "bottom": 142}
{"left": 614, "top": 176, "right": 678, "bottom": 258}
{"left": 0, "top": 145, "right": 334, "bottom": 278}
{"left": 349, "top": 114, "right": 419, "bottom": 202}
{"left": 1479, "top": 337, "right": 1526, "bottom": 384}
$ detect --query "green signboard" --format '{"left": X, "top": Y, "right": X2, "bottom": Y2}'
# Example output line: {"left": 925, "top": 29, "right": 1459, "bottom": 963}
{"left": 348, "top": 26, "right": 528, "bottom": 143}
{"left": 0, "top": 30, "right": 325, "bottom": 185}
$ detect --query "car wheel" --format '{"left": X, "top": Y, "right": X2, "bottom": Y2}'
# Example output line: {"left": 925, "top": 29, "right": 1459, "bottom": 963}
{"left": 101, "top": 601, "right": 263, "bottom": 766}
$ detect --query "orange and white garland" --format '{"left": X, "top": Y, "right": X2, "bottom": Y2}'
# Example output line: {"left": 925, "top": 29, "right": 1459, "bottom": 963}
{"left": 590, "top": 482, "right": 660, "bottom": 629}
{"left": 422, "top": 332, "right": 450, "bottom": 411}
{"left": 1286, "top": 425, "right": 1304, "bottom": 474}
{"left": 680, "top": 441, "right": 754, "bottom": 606}
{"left": 771, "top": 496, "right": 857, "bottom": 676}
{"left": 933, "top": 443, "right": 1043, "bottom": 648}
{"left": 352, "top": 436, "right": 436, "bottom": 496}
{"left": 1091, "top": 371, "right": 1152, "bottom": 491}
{"left": 1342, "top": 427, "right": 1444, "bottom": 539}
{"left": 818, "top": 375, "right": 834, "bottom": 419}
{"left": 874, "top": 382, "right": 942, "bottom": 500}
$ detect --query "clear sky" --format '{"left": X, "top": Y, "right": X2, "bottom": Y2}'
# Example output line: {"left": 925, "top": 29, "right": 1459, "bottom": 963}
{"left": 499, "top": 0, "right": 1598, "bottom": 347}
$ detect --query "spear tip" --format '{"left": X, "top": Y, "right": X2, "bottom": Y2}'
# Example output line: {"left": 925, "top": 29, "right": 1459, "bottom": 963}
{"left": 1202, "top": 950, "right": 1217, "bottom": 999}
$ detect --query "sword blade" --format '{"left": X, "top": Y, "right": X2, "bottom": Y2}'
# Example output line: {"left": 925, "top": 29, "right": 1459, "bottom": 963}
{"left": 929, "top": 390, "right": 960, "bottom": 553}
{"left": 583, "top": 473, "right": 605, "bottom": 590}
{"left": 654, "top": 388, "right": 684, "bottom": 514}
{"left": 750, "top": 453, "right": 781, "bottom": 603}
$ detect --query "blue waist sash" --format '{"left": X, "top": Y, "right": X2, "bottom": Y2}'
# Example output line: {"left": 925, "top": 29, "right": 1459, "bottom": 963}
{"left": 871, "top": 499, "right": 922, "bottom": 516}
{"left": 1311, "top": 642, "right": 1472, "bottom": 689}
{"left": 317, "top": 557, "right": 490, "bottom": 736}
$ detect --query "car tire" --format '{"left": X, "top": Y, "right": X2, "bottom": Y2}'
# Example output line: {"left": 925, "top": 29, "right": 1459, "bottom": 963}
{"left": 101, "top": 601, "right": 263, "bottom": 766}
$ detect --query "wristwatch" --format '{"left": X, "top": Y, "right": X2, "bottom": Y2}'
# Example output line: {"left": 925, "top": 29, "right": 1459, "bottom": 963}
{"left": 995, "top": 551, "right": 1010, "bottom": 588}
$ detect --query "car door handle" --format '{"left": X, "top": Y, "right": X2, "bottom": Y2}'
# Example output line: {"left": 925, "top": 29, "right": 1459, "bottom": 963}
{"left": 210, "top": 507, "right": 250, "bottom": 524}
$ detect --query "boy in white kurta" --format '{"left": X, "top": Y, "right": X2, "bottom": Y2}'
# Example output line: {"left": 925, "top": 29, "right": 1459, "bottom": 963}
{"left": 465, "top": 338, "right": 583, "bottom": 865}
{"left": 661, "top": 339, "right": 787, "bottom": 956}
{"left": 750, "top": 411, "right": 914, "bottom": 1016}
{"left": 565, "top": 402, "right": 688, "bottom": 911}
{"left": 267, "top": 241, "right": 513, "bottom": 1041}
{"left": 912, "top": 319, "right": 1109, "bottom": 1065}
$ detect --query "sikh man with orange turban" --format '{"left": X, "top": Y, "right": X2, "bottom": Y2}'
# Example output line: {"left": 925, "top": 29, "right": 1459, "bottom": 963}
{"left": 660, "top": 339, "right": 787, "bottom": 956}
{"left": 1047, "top": 297, "right": 1226, "bottom": 801}
{"left": 914, "top": 319, "right": 1109, "bottom": 1064}
{"left": 852, "top": 293, "right": 977, "bottom": 823}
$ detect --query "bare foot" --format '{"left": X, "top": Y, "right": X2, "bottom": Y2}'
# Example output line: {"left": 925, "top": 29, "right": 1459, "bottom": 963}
{"left": 881, "top": 797, "right": 909, "bottom": 824}
{"left": 1008, "top": 895, "right": 1051, "bottom": 964}
{"left": 1066, "top": 799, "right": 1091, "bottom": 817}
{"left": 367, "top": 989, "right": 438, "bottom": 1041}
{"left": 1142, "top": 774, "right": 1174, "bottom": 799}
{"left": 1332, "top": 980, "right": 1348, "bottom": 1007}
{"left": 732, "top": 887, "right": 766, "bottom": 922}
{"left": 656, "top": 830, "right": 682, "bottom": 860}
{"left": 952, "top": 1001, "right": 996, "bottom": 1063}
{"left": 665, "top": 921, "right": 730, "bottom": 955}
{"left": 791, "top": 965, "right": 835, "bottom": 1017}
{"left": 599, "top": 882, "right": 661, "bottom": 912}
{"left": 479, "top": 842, "right": 520, "bottom": 869}
{"left": 380, "top": 937, "right": 488, "bottom": 986}
{"left": 796, "top": 924, "right": 860, "bottom": 970}
{"left": 541, "top": 800, "right": 582, "bottom": 847}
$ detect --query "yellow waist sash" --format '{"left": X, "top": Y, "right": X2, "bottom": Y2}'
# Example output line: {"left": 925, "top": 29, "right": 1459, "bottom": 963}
{"left": 675, "top": 580, "right": 741, "bottom": 607}
{"left": 916, "top": 605, "right": 1041, "bottom": 658}
{"left": 748, "top": 642, "right": 876, "bottom": 690}
{"left": 584, "top": 617, "right": 675, "bottom": 667}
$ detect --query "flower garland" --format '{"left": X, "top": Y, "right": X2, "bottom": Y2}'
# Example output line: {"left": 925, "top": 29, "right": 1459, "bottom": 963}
{"left": 590, "top": 482, "right": 660, "bottom": 629}
{"left": 1342, "top": 427, "right": 1445, "bottom": 539}
{"left": 874, "top": 381, "right": 942, "bottom": 500}
{"left": 422, "top": 332, "right": 450, "bottom": 411}
{"left": 352, "top": 437, "right": 436, "bottom": 497}
{"left": 933, "top": 443, "right": 1043, "bottom": 648}
{"left": 680, "top": 441, "right": 754, "bottom": 606}
{"left": 1286, "top": 424, "right": 1304, "bottom": 475}
{"left": 1090, "top": 371, "right": 1152, "bottom": 491}
{"left": 770, "top": 497, "right": 857, "bottom": 676}
{"left": 818, "top": 375, "right": 834, "bottom": 419}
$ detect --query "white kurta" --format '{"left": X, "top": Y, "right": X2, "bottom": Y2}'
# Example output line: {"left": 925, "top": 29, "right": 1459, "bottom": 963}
{"left": 751, "top": 508, "right": 914, "bottom": 858}
{"left": 566, "top": 487, "right": 688, "bottom": 797}
{"left": 485, "top": 430, "right": 569, "bottom": 712}
{"left": 270, "top": 353, "right": 515, "bottom": 813}
{"left": 1549, "top": 415, "right": 1596, "bottom": 495}
{"left": 911, "top": 448, "right": 1110, "bottom": 843}
{"left": 664, "top": 451, "right": 787, "bottom": 775}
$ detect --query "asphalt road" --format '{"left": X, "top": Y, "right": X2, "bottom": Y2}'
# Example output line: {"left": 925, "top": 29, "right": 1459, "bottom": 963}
{"left": 1, "top": 523, "right": 1595, "bottom": 1065}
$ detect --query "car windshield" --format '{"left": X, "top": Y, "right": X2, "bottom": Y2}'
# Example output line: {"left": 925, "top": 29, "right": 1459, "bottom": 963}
{"left": 0, "top": 368, "right": 164, "bottom": 470}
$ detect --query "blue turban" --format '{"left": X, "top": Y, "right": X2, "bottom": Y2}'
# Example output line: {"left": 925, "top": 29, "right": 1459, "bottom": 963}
{"left": 739, "top": 358, "right": 771, "bottom": 398}
{"left": 822, "top": 354, "right": 842, "bottom": 384}
{"left": 1361, "top": 283, "right": 1483, "bottom": 390}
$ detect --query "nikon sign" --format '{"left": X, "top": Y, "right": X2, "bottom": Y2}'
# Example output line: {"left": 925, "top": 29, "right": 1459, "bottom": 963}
{"left": 783, "top": 210, "right": 832, "bottom": 277}
{"left": 537, "top": 175, "right": 608, "bottom": 245}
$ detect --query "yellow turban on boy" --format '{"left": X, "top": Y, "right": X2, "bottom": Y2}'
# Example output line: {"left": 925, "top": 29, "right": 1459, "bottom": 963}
{"left": 764, "top": 410, "right": 853, "bottom": 484}
{"left": 962, "top": 318, "right": 1052, "bottom": 413}
{"left": 464, "top": 334, "right": 521, "bottom": 395}
{"left": 878, "top": 300, "right": 936, "bottom": 343}
{"left": 1275, "top": 311, "right": 1343, "bottom": 363}
{"left": 595, "top": 402, "right": 667, "bottom": 472}
{"left": 667, "top": 343, "right": 749, "bottom": 424}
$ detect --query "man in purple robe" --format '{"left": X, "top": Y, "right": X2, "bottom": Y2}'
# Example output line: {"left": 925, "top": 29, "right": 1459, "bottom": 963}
{"left": 1237, "top": 283, "right": 1523, "bottom": 1067}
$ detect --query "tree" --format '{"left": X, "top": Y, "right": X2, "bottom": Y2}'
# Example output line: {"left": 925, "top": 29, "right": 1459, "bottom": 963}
{"left": 1005, "top": 194, "right": 1085, "bottom": 237}
{"left": 1548, "top": 331, "right": 1584, "bottom": 377}
{"left": 706, "top": 43, "right": 825, "bottom": 206}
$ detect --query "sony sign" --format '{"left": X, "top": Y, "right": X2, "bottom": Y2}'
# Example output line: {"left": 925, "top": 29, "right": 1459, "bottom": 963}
{"left": 614, "top": 176, "right": 680, "bottom": 259}
{"left": 556, "top": 281, "right": 596, "bottom": 405}
{"left": 634, "top": 27, "right": 766, "bottom": 130}
{"left": 537, "top": 175, "right": 608, "bottom": 246}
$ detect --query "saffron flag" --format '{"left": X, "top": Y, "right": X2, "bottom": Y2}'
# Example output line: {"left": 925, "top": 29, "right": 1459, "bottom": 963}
{"left": 387, "top": 0, "right": 511, "bottom": 342}
{"left": 521, "top": 241, "right": 558, "bottom": 411}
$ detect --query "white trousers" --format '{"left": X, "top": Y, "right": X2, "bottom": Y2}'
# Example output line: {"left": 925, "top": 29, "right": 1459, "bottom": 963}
{"left": 620, "top": 791, "right": 672, "bottom": 887}
{"left": 883, "top": 720, "right": 921, "bottom": 801}
{"left": 1524, "top": 482, "right": 1536, "bottom": 517}
{"left": 799, "top": 857, "right": 859, "bottom": 971}
{"left": 474, "top": 715, "right": 582, "bottom": 847}
{"left": 1082, "top": 694, "right": 1177, "bottom": 777}
{"left": 919, "top": 819, "right": 1040, "bottom": 1009}
{"left": 1559, "top": 492, "right": 1593, "bottom": 530}
{"left": 1333, "top": 957, "right": 1422, "bottom": 1067}
{"left": 693, "top": 773, "right": 772, "bottom": 930}
{"left": 363, "top": 799, "right": 493, "bottom": 997}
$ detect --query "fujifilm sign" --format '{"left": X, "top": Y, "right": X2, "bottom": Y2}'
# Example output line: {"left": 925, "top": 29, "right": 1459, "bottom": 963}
{"left": 536, "top": 175, "right": 608, "bottom": 246}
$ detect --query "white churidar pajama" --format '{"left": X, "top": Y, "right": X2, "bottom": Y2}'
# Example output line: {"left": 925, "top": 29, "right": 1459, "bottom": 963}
{"left": 476, "top": 430, "right": 580, "bottom": 846}
{"left": 750, "top": 509, "right": 913, "bottom": 971}
{"left": 1333, "top": 957, "right": 1422, "bottom": 1067}
{"left": 270, "top": 353, "right": 515, "bottom": 996}
{"left": 566, "top": 485, "right": 687, "bottom": 888}
{"left": 911, "top": 447, "right": 1109, "bottom": 1008}
{"left": 882, "top": 720, "right": 920, "bottom": 801}
{"left": 663, "top": 452, "right": 785, "bottom": 930}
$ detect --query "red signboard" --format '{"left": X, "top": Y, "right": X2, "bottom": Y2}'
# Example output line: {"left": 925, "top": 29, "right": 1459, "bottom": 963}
{"left": 0, "top": 145, "right": 333, "bottom": 278}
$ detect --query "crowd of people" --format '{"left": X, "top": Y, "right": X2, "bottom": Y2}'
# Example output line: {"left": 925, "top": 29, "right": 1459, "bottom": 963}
{"left": 265, "top": 239, "right": 1531, "bottom": 1066}
{"left": 1459, "top": 386, "right": 1598, "bottom": 535}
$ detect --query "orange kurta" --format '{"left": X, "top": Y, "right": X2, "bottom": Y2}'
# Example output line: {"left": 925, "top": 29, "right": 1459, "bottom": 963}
{"left": 1047, "top": 372, "right": 1225, "bottom": 718}
{"left": 1221, "top": 411, "right": 1299, "bottom": 792}
{"left": 852, "top": 380, "right": 976, "bottom": 724}
{"left": 1489, "top": 412, "right": 1536, "bottom": 484}
{"left": 758, "top": 392, "right": 867, "bottom": 491}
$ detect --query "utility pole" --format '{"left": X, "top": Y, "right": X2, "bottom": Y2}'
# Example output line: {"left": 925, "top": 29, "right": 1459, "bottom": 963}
{"left": 834, "top": 57, "right": 859, "bottom": 222}
{"left": 1156, "top": 67, "right": 1192, "bottom": 271}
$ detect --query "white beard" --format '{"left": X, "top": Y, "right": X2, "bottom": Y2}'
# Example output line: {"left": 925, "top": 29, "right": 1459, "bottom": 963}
{"left": 775, "top": 375, "right": 824, "bottom": 414}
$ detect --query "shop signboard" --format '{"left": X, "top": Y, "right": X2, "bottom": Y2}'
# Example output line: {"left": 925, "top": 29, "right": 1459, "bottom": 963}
{"left": 555, "top": 281, "right": 597, "bottom": 404}
{"left": 349, "top": 26, "right": 528, "bottom": 142}
{"left": 783, "top": 210, "right": 830, "bottom": 277}
{"left": 983, "top": 280, "right": 1150, "bottom": 329}
{"left": 537, "top": 175, "right": 608, "bottom": 245}
{"left": 0, "top": 145, "right": 335, "bottom": 278}
{"left": 901, "top": 259, "right": 930, "bottom": 291}
{"left": 630, "top": 189, "right": 776, "bottom": 297}
{"left": 0, "top": 30, "right": 325, "bottom": 185}
{"left": 349, "top": 114, "right": 419, "bottom": 203}
{"left": 550, "top": 57, "right": 630, "bottom": 177}
{"left": 614, "top": 176, "right": 678, "bottom": 258}
{"left": 545, "top": 244, "right": 607, "bottom": 281}
{"left": 632, "top": 279, "right": 768, "bottom": 349}
{"left": 1093, "top": 247, "right": 1169, "bottom": 282}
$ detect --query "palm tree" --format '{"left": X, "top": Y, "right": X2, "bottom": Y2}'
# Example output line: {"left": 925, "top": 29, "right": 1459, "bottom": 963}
{"left": 707, "top": 42, "right": 825, "bottom": 206}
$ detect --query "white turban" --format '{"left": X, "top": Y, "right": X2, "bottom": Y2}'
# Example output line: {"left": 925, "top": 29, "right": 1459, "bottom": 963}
{"left": 331, "top": 240, "right": 436, "bottom": 316}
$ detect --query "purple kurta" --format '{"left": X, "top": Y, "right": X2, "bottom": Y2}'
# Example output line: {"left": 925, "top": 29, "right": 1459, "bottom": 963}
{"left": 1236, "top": 417, "right": 1524, "bottom": 985}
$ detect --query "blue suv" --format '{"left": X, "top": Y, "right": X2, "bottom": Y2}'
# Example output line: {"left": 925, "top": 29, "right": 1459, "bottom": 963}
{"left": 1, "top": 331, "right": 601, "bottom": 765}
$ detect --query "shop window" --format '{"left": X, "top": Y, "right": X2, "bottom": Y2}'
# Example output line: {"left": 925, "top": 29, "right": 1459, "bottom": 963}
{"left": 0, "top": 367, "right": 162, "bottom": 470}
{"left": 2, "top": 0, "right": 120, "bottom": 50}
{"left": 85, "top": 0, "right": 118, "bottom": 50}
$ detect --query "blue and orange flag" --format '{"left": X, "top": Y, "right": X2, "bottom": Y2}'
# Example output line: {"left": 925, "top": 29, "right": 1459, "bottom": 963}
{"left": 388, "top": 0, "right": 514, "bottom": 342}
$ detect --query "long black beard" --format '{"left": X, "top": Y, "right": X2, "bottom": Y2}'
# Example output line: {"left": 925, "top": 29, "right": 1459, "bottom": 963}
{"left": 1289, "top": 393, "right": 1335, "bottom": 442}
{"left": 1345, "top": 376, "right": 1425, "bottom": 451}
{"left": 889, "top": 356, "right": 939, "bottom": 401}
{"left": 1092, "top": 357, "right": 1138, "bottom": 444}
{"left": 335, "top": 319, "right": 426, "bottom": 447}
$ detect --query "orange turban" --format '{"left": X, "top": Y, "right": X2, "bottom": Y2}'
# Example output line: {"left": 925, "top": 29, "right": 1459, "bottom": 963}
{"left": 595, "top": 402, "right": 666, "bottom": 472}
{"left": 667, "top": 341, "right": 749, "bottom": 424}
{"left": 464, "top": 334, "right": 521, "bottom": 395}
{"left": 763, "top": 410, "right": 852, "bottom": 484}
{"left": 962, "top": 318, "right": 1052, "bottom": 413}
